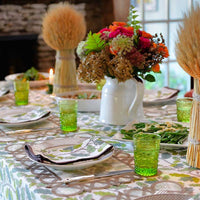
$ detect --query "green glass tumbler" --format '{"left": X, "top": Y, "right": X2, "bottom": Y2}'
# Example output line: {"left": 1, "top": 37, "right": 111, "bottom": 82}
{"left": 133, "top": 133, "right": 161, "bottom": 176}
{"left": 14, "top": 80, "right": 29, "bottom": 106}
{"left": 59, "top": 99, "right": 78, "bottom": 132}
{"left": 176, "top": 97, "right": 193, "bottom": 123}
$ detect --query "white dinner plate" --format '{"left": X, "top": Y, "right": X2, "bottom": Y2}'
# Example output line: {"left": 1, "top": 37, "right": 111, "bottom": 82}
{"left": 52, "top": 89, "right": 101, "bottom": 112}
{"left": 0, "top": 106, "right": 51, "bottom": 127}
{"left": 5, "top": 72, "right": 49, "bottom": 88}
{"left": 25, "top": 136, "right": 114, "bottom": 170}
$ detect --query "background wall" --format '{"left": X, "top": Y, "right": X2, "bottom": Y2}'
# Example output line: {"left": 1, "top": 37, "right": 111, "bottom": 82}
{"left": 0, "top": 0, "right": 115, "bottom": 79}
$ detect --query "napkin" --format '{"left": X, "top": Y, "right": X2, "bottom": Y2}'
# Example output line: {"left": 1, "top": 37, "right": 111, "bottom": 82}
{"left": 0, "top": 108, "right": 51, "bottom": 124}
{"left": 144, "top": 87, "right": 179, "bottom": 102}
{"left": 25, "top": 137, "right": 114, "bottom": 165}
{"left": 0, "top": 87, "right": 9, "bottom": 97}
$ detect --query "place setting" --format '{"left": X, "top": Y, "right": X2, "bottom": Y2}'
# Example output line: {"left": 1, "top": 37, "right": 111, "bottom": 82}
{"left": 0, "top": 71, "right": 56, "bottom": 137}
{"left": 0, "top": 77, "right": 52, "bottom": 127}
{"left": 20, "top": 134, "right": 142, "bottom": 189}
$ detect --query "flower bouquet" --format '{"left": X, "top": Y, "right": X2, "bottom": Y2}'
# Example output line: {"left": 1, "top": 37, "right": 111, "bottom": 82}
{"left": 76, "top": 8, "right": 169, "bottom": 125}
{"left": 77, "top": 20, "right": 169, "bottom": 83}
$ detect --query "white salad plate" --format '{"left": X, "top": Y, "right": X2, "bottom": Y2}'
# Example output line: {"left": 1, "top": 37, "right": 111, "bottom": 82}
{"left": 5, "top": 72, "right": 49, "bottom": 88}
{"left": 25, "top": 136, "right": 114, "bottom": 170}
{"left": 52, "top": 89, "right": 101, "bottom": 112}
{"left": 0, "top": 106, "right": 51, "bottom": 127}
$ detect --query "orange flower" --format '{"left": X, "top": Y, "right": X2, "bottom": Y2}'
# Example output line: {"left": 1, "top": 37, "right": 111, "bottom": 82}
{"left": 152, "top": 64, "right": 160, "bottom": 73}
{"left": 158, "top": 43, "right": 169, "bottom": 58}
{"left": 126, "top": 26, "right": 134, "bottom": 32}
{"left": 109, "top": 21, "right": 128, "bottom": 32}
{"left": 112, "top": 21, "right": 127, "bottom": 27}
{"left": 152, "top": 42, "right": 157, "bottom": 48}
{"left": 109, "top": 25, "right": 118, "bottom": 32}
{"left": 141, "top": 31, "right": 152, "bottom": 38}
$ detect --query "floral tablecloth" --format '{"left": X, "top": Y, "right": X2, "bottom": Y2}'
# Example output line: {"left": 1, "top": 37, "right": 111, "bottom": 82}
{"left": 0, "top": 90, "right": 200, "bottom": 200}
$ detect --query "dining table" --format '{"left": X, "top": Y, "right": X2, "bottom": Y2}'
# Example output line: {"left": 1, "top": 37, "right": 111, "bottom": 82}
{"left": 0, "top": 84, "right": 200, "bottom": 200}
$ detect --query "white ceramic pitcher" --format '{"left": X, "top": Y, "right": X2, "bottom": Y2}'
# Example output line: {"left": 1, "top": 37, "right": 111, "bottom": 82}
{"left": 99, "top": 76, "right": 144, "bottom": 125}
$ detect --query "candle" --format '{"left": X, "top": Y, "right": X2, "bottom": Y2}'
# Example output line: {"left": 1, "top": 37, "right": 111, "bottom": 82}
{"left": 49, "top": 68, "right": 54, "bottom": 84}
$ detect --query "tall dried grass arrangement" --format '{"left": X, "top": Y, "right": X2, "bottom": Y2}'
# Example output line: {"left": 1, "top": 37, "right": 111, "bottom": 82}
{"left": 42, "top": 3, "right": 86, "bottom": 94}
{"left": 175, "top": 5, "right": 200, "bottom": 168}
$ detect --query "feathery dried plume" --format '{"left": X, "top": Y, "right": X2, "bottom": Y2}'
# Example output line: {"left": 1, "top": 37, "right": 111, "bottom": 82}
{"left": 176, "top": 4, "right": 200, "bottom": 169}
{"left": 42, "top": 2, "right": 86, "bottom": 50}
{"left": 175, "top": 4, "right": 200, "bottom": 78}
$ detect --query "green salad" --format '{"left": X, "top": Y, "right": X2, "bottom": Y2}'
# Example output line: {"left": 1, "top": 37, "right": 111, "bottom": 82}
{"left": 61, "top": 92, "right": 100, "bottom": 100}
{"left": 121, "top": 121, "right": 189, "bottom": 144}
{"left": 17, "top": 67, "right": 46, "bottom": 81}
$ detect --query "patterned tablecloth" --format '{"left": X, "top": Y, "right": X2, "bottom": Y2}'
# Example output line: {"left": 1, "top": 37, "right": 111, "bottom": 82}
{"left": 0, "top": 90, "right": 200, "bottom": 200}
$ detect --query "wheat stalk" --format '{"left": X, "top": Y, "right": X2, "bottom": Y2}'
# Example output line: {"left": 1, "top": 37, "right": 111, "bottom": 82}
{"left": 42, "top": 2, "right": 86, "bottom": 94}
{"left": 42, "top": 2, "right": 86, "bottom": 50}
{"left": 175, "top": 5, "right": 200, "bottom": 168}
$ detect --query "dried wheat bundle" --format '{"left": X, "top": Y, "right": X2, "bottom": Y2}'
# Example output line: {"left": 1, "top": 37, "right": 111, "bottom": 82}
{"left": 42, "top": 2, "right": 86, "bottom": 50}
{"left": 42, "top": 2, "right": 86, "bottom": 94}
{"left": 175, "top": 5, "right": 200, "bottom": 168}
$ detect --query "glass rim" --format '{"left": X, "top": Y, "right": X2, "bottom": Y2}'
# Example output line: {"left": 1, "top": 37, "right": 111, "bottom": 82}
{"left": 176, "top": 97, "right": 193, "bottom": 102}
{"left": 59, "top": 99, "right": 78, "bottom": 105}
{"left": 133, "top": 133, "right": 161, "bottom": 140}
{"left": 14, "top": 80, "right": 29, "bottom": 83}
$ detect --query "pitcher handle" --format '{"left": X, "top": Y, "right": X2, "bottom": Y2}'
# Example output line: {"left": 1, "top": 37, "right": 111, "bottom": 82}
{"left": 128, "top": 79, "right": 144, "bottom": 115}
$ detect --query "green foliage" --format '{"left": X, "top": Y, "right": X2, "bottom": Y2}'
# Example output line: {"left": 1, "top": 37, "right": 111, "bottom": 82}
{"left": 22, "top": 67, "right": 39, "bottom": 81}
{"left": 127, "top": 5, "right": 142, "bottom": 31}
{"left": 85, "top": 31, "right": 106, "bottom": 55}
{"left": 144, "top": 74, "right": 156, "bottom": 82}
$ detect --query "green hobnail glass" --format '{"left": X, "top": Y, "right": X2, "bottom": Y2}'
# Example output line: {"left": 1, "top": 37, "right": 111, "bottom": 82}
{"left": 14, "top": 80, "right": 29, "bottom": 106}
{"left": 59, "top": 99, "right": 78, "bottom": 132}
{"left": 176, "top": 97, "right": 193, "bottom": 123}
{"left": 133, "top": 133, "right": 161, "bottom": 176}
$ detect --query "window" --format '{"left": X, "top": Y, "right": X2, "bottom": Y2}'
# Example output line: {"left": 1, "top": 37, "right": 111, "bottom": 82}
{"left": 131, "top": 0, "right": 200, "bottom": 96}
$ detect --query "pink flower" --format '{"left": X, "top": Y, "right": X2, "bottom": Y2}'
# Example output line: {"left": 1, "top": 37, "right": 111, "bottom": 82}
{"left": 99, "top": 28, "right": 110, "bottom": 33}
{"left": 139, "top": 37, "right": 151, "bottom": 49}
{"left": 109, "top": 27, "right": 134, "bottom": 38}
{"left": 99, "top": 28, "right": 110, "bottom": 41}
